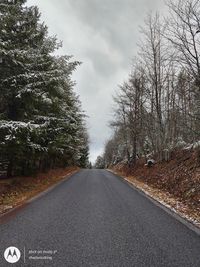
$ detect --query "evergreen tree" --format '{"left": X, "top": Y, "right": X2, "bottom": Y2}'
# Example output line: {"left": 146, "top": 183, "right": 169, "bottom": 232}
{"left": 0, "top": 0, "right": 89, "bottom": 176}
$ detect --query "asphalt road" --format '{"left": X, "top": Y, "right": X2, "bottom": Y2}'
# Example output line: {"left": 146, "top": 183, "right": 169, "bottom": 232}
{"left": 0, "top": 169, "right": 200, "bottom": 267}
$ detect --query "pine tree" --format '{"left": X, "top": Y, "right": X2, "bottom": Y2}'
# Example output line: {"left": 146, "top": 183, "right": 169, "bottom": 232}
{"left": 0, "top": 0, "right": 89, "bottom": 176}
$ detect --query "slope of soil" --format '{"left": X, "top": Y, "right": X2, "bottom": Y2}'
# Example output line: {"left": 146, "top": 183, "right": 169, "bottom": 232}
{"left": 0, "top": 167, "right": 79, "bottom": 215}
{"left": 112, "top": 148, "right": 200, "bottom": 225}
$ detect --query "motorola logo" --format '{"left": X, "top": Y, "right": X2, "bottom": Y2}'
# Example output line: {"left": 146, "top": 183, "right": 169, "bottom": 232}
{"left": 4, "top": 247, "right": 21, "bottom": 263}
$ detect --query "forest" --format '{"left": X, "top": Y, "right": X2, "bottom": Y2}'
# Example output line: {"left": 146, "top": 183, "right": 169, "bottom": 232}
{"left": 0, "top": 0, "right": 89, "bottom": 177}
{"left": 96, "top": 0, "right": 200, "bottom": 168}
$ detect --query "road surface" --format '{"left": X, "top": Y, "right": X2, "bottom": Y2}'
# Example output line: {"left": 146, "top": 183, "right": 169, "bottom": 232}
{"left": 0, "top": 169, "right": 200, "bottom": 266}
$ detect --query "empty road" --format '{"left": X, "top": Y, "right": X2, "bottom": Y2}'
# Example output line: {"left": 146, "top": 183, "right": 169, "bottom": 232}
{"left": 0, "top": 169, "right": 200, "bottom": 266}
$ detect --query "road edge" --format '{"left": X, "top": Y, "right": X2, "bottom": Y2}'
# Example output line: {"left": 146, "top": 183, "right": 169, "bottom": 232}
{"left": 0, "top": 170, "right": 79, "bottom": 221}
{"left": 107, "top": 170, "right": 200, "bottom": 237}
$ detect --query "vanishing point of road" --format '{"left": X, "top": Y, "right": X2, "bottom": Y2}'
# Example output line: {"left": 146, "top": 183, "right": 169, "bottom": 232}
{"left": 0, "top": 169, "right": 200, "bottom": 266}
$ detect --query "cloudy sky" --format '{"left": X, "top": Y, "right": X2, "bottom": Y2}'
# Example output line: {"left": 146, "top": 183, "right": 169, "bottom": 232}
{"left": 28, "top": 0, "right": 166, "bottom": 163}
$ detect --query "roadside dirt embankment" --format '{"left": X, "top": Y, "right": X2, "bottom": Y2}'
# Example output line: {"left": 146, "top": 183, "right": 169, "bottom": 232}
{"left": 0, "top": 167, "right": 79, "bottom": 215}
{"left": 112, "top": 148, "right": 200, "bottom": 225}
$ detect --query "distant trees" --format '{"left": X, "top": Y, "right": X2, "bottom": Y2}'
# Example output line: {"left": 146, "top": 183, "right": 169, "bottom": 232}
{"left": 0, "top": 0, "right": 89, "bottom": 176}
{"left": 100, "top": 0, "right": 200, "bottom": 167}
{"left": 94, "top": 156, "right": 105, "bottom": 169}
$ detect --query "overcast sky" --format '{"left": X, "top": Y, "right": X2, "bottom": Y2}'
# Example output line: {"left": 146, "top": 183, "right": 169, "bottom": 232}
{"left": 28, "top": 0, "right": 166, "bottom": 163}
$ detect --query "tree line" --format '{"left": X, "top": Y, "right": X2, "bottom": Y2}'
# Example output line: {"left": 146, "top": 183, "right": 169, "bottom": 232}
{"left": 0, "top": 0, "right": 89, "bottom": 176}
{"left": 97, "top": 0, "right": 200, "bottom": 168}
